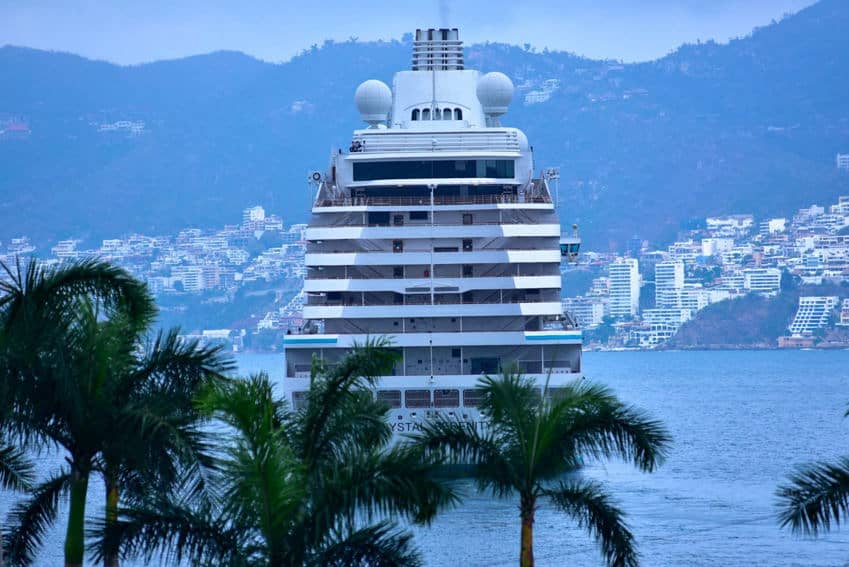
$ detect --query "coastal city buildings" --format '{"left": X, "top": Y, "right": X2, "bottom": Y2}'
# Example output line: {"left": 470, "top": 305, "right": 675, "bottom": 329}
{"left": 655, "top": 261, "right": 684, "bottom": 308}
{"left": 788, "top": 296, "right": 839, "bottom": 336}
{"left": 608, "top": 258, "right": 640, "bottom": 317}
{"left": 7, "top": 189, "right": 849, "bottom": 351}
{"left": 837, "top": 153, "right": 849, "bottom": 171}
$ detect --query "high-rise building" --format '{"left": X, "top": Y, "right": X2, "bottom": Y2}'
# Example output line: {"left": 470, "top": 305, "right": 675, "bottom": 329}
{"left": 743, "top": 268, "right": 782, "bottom": 295}
{"left": 836, "top": 154, "right": 849, "bottom": 171}
{"left": 609, "top": 258, "right": 640, "bottom": 318}
{"left": 655, "top": 261, "right": 684, "bottom": 309}
{"left": 788, "top": 296, "right": 838, "bottom": 336}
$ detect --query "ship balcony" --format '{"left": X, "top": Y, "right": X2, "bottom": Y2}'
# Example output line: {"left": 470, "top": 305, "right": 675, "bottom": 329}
{"left": 305, "top": 223, "right": 561, "bottom": 241}
{"left": 284, "top": 329, "right": 581, "bottom": 349}
{"left": 307, "top": 263, "right": 559, "bottom": 280}
{"left": 305, "top": 289, "right": 560, "bottom": 308}
{"left": 303, "top": 275, "right": 562, "bottom": 294}
{"left": 302, "top": 300, "right": 564, "bottom": 320}
{"left": 308, "top": 208, "right": 557, "bottom": 228}
{"left": 305, "top": 249, "right": 562, "bottom": 267}
{"left": 284, "top": 344, "right": 581, "bottom": 379}
{"left": 319, "top": 315, "right": 563, "bottom": 335}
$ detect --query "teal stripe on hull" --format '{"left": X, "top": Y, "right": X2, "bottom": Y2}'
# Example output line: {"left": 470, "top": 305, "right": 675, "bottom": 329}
{"left": 524, "top": 334, "right": 582, "bottom": 341}
{"left": 284, "top": 337, "right": 338, "bottom": 345}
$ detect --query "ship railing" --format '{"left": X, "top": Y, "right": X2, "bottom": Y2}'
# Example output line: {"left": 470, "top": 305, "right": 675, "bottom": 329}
{"left": 315, "top": 193, "right": 551, "bottom": 207}
{"left": 307, "top": 295, "right": 556, "bottom": 307}
{"left": 310, "top": 218, "right": 553, "bottom": 228}
{"left": 350, "top": 131, "right": 521, "bottom": 154}
{"left": 306, "top": 268, "right": 555, "bottom": 279}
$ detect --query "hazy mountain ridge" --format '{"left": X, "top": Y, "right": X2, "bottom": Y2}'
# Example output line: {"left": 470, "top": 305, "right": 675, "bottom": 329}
{"left": 1, "top": 0, "right": 848, "bottom": 249}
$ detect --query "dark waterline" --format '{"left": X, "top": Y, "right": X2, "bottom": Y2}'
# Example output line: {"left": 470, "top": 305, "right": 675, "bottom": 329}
{"left": 4, "top": 350, "right": 848, "bottom": 565}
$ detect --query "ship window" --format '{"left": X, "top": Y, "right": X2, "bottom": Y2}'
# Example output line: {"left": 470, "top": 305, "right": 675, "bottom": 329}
{"left": 367, "top": 211, "right": 390, "bottom": 226}
{"left": 393, "top": 240, "right": 403, "bottom": 253}
{"left": 409, "top": 211, "right": 428, "bottom": 221}
{"left": 422, "top": 108, "right": 431, "bottom": 120}
{"left": 393, "top": 214, "right": 404, "bottom": 226}
{"left": 393, "top": 266, "right": 404, "bottom": 278}
{"left": 376, "top": 390, "right": 402, "bottom": 408}
{"left": 292, "top": 391, "right": 309, "bottom": 411}
{"left": 462, "top": 264, "right": 473, "bottom": 277}
{"left": 451, "top": 348, "right": 461, "bottom": 358}
{"left": 405, "top": 390, "right": 431, "bottom": 408}
{"left": 411, "top": 109, "right": 420, "bottom": 121}
{"left": 462, "top": 239, "right": 473, "bottom": 252}
{"left": 433, "top": 108, "right": 442, "bottom": 120}
{"left": 353, "top": 160, "right": 515, "bottom": 181}
{"left": 462, "top": 213, "right": 473, "bottom": 225}
{"left": 454, "top": 108, "right": 463, "bottom": 120}
{"left": 434, "top": 389, "right": 460, "bottom": 408}
{"left": 442, "top": 108, "right": 451, "bottom": 120}
{"left": 463, "top": 389, "right": 484, "bottom": 408}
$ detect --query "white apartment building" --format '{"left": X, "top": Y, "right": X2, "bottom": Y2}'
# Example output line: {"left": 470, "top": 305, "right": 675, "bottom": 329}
{"left": 706, "top": 215, "right": 754, "bottom": 235}
{"left": 171, "top": 265, "right": 204, "bottom": 292}
{"left": 837, "top": 299, "right": 849, "bottom": 327}
{"left": 563, "top": 297, "right": 606, "bottom": 328}
{"left": 242, "top": 206, "right": 266, "bottom": 225}
{"left": 51, "top": 240, "right": 79, "bottom": 259}
{"left": 655, "top": 261, "right": 684, "bottom": 308}
{"left": 743, "top": 268, "right": 782, "bottom": 295}
{"left": 701, "top": 237, "right": 735, "bottom": 257}
{"left": 609, "top": 258, "right": 640, "bottom": 318}
{"left": 788, "top": 296, "right": 838, "bottom": 336}
{"left": 759, "top": 218, "right": 787, "bottom": 236}
{"left": 642, "top": 308, "right": 691, "bottom": 326}
{"left": 837, "top": 154, "right": 849, "bottom": 171}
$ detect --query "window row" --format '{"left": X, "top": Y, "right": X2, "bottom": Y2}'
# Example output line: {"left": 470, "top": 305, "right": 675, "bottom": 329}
{"left": 411, "top": 107, "right": 463, "bottom": 121}
{"left": 352, "top": 159, "right": 515, "bottom": 181}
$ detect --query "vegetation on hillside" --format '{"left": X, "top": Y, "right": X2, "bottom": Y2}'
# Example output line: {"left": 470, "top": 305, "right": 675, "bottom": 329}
{"left": 669, "top": 282, "right": 849, "bottom": 349}
{"left": 2, "top": 0, "right": 849, "bottom": 248}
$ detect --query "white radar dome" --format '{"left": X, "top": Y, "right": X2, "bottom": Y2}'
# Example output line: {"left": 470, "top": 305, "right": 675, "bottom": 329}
{"left": 355, "top": 79, "right": 392, "bottom": 126}
{"left": 476, "top": 72, "right": 514, "bottom": 118}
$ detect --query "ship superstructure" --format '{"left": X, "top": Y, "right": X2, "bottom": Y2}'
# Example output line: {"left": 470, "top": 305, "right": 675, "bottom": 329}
{"left": 284, "top": 28, "right": 582, "bottom": 432}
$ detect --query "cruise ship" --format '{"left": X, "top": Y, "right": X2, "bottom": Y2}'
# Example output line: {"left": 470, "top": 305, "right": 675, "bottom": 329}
{"left": 284, "top": 28, "right": 582, "bottom": 433}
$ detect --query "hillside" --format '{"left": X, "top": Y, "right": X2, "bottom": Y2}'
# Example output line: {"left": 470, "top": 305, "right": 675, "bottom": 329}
{"left": 668, "top": 283, "right": 849, "bottom": 349}
{"left": 1, "top": 0, "right": 849, "bottom": 249}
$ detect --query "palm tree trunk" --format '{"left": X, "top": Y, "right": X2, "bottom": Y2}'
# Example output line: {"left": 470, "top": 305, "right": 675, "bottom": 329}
{"left": 104, "top": 469, "right": 120, "bottom": 567}
{"left": 520, "top": 494, "right": 536, "bottom": 567}
{"left": 65, "top": 465, "right": 90, "bottom": 567}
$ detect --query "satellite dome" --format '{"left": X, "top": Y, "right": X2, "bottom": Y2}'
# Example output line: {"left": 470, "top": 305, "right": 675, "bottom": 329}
{"left": 355, "top": 80, "right": 392, "bottom": 126}
{"left": 476, "top": 72, "right": 514, "bottom": 118}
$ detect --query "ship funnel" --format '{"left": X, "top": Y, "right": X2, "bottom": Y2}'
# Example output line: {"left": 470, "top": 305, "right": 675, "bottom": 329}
{"left": 412, "top": 28, "right": 464, "bottom": 71}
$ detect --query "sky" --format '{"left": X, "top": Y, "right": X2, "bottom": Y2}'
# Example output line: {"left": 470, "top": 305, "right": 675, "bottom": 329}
{"left": 0, "top": 0, "right": 818, "bottom": 65}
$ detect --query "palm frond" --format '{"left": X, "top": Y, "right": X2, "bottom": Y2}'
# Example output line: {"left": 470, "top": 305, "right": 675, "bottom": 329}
{"left": 89, "top": 497, "right": 243, "bottom": 566}
{"left": 777, "top": 457, "right": 849, "bottom": 535}
{"left": 311, "top": 443, "right": 457, "bottom": 530}
{"left": 0, "top": 441, "right": 34, "bottom": 491}
{"left": 555, "top": 381, "right": 670, "bottom": 472}
{"left": 411, "top": 418, "right": 518, "bottom": 498}
{"left": 4, "top": 469, "right": 71, "bottom": 565}
{"left": 546, "top": 479, "right": 638, "bottom": 567}
{"left": 313, "top": 521, "right": 423, "bottom": 567}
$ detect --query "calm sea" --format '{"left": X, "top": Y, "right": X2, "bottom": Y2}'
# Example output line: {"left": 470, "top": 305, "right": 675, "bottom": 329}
{"left": 5, "top": 351, "right": 849, "bottom": 565}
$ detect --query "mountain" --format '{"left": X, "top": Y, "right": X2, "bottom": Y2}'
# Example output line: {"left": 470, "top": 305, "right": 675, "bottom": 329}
{"left": 1, "top": 0, "right": 849, "bottom": 250}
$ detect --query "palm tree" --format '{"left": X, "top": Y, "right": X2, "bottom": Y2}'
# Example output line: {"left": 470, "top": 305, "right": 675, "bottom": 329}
{"left": 0, "top": 258, "right": 232, "bottom": 567}
{"left": 98, "top": 341, "right": 457, "bottom": 566}
{"left": 0, "top": 440, "right": 35, "bottom": 567}
{"left": 413, "top": 370, "right": 671, "bottom": 567}
{"left": 776, "top": 404, "right": 849, "bottom": 536}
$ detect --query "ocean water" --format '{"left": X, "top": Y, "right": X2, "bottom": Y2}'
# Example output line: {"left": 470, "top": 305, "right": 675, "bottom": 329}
{"left": 4, "top": 351, "right": 849, "bottom": 565}
{"left": 244, "top": 350, "right": 849, "bottom": 566}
